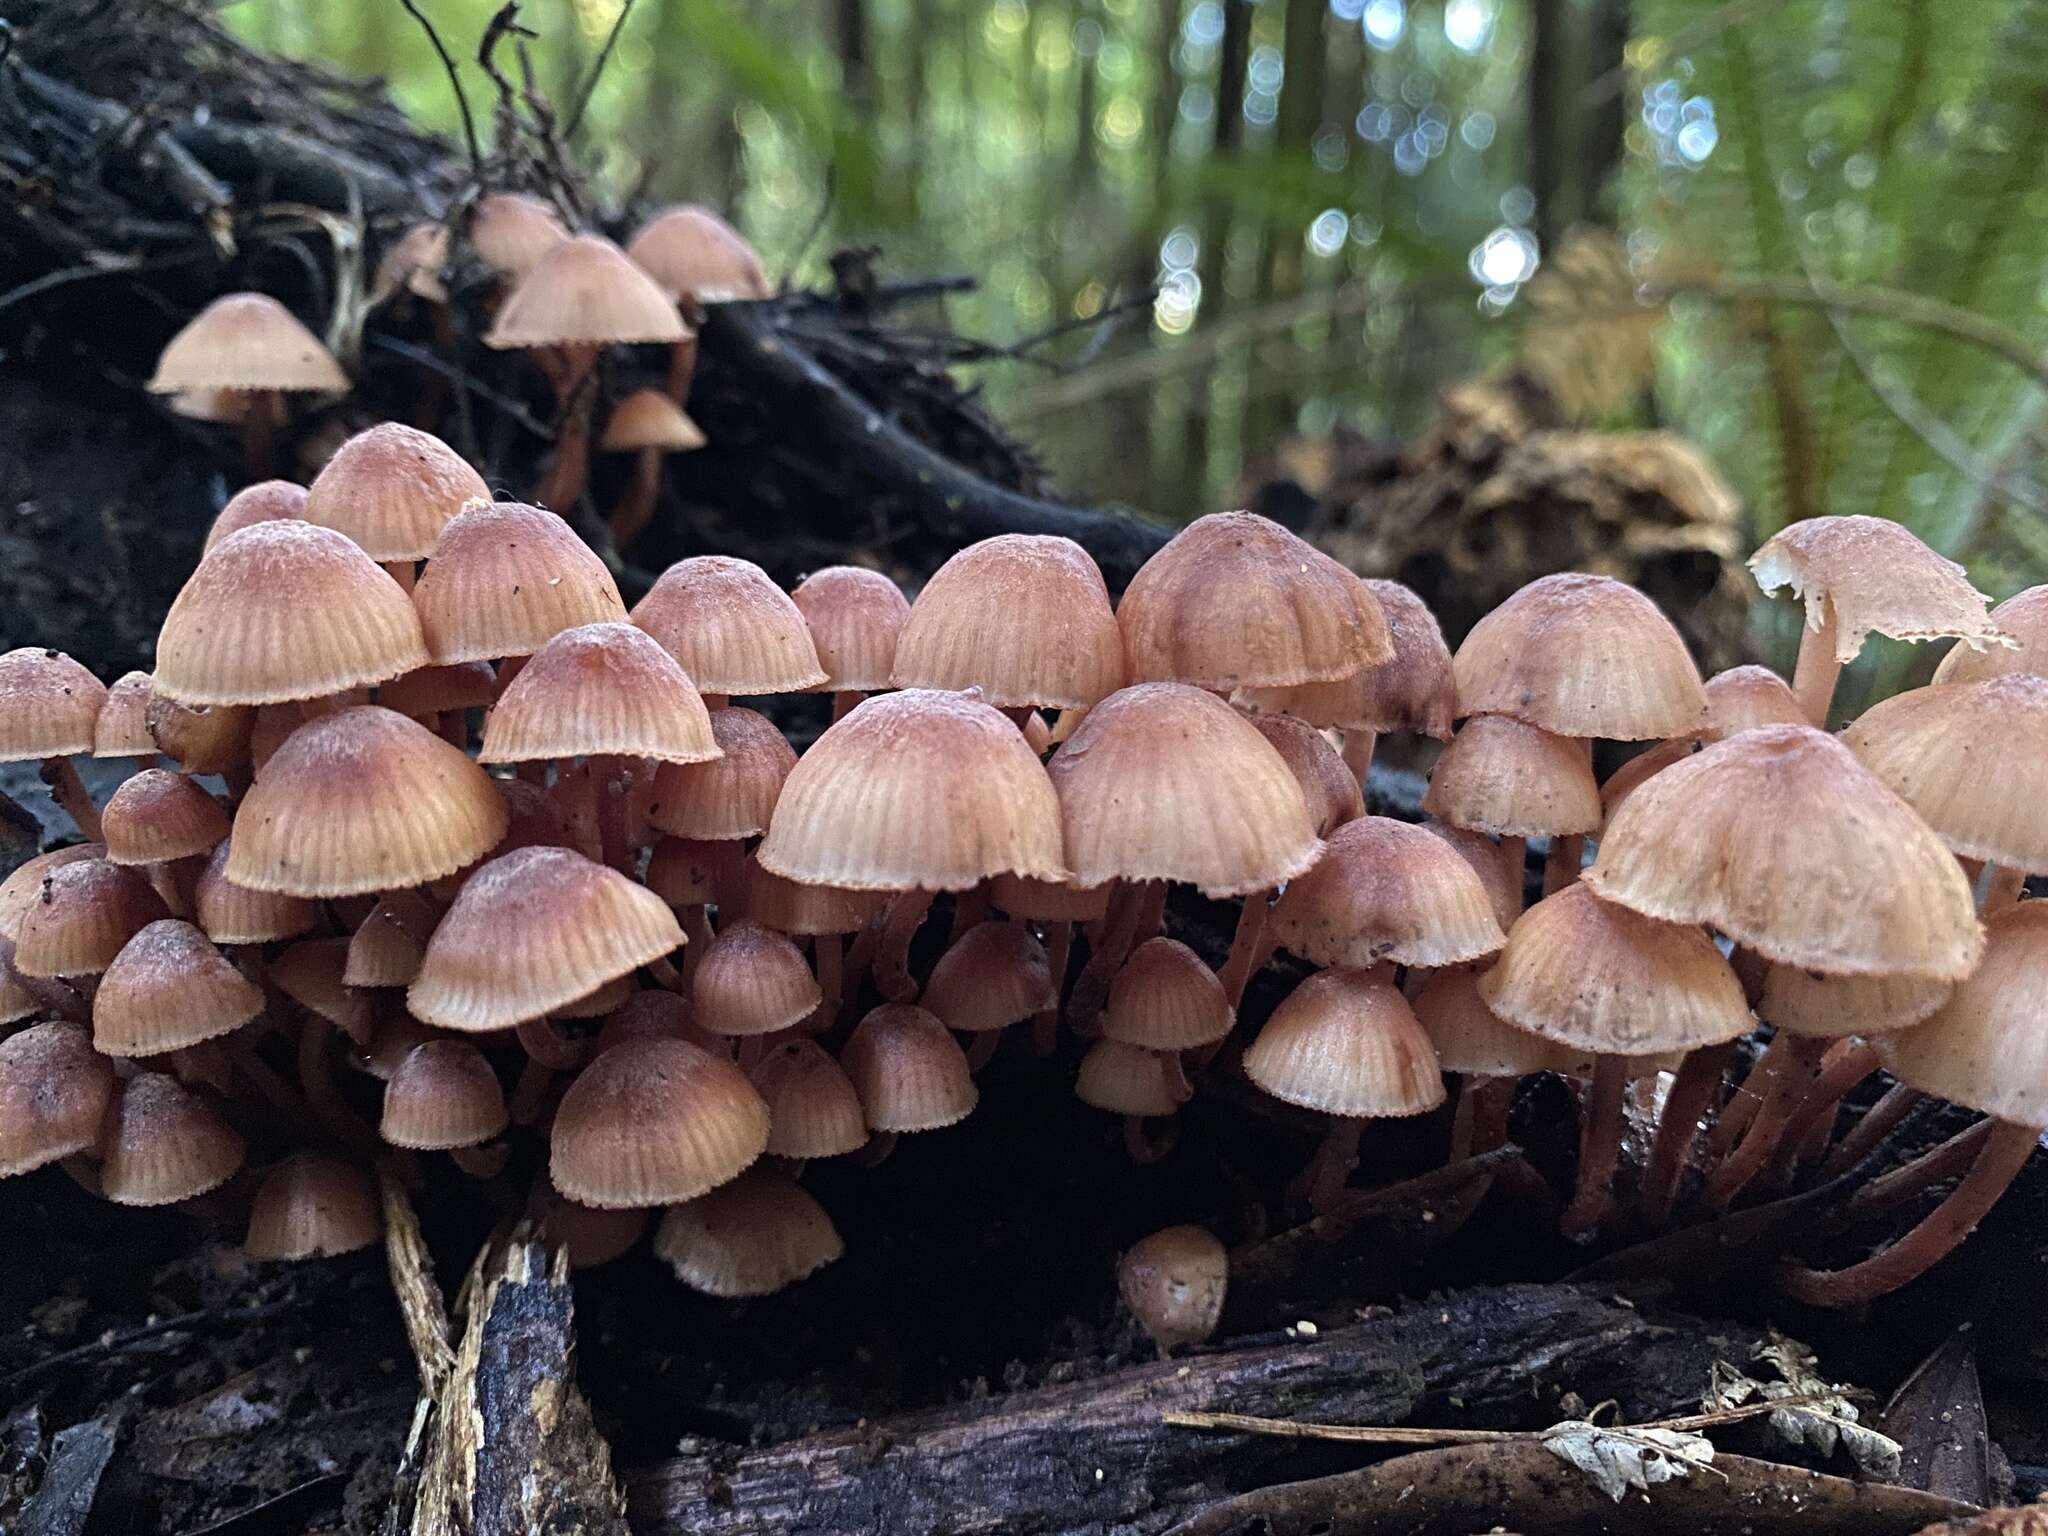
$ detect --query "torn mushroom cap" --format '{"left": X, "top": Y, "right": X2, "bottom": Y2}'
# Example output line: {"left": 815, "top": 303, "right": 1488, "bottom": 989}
{"left": 1118, "top": 1225, "right": 1227, "bottom": 1353}
{"left": 484, "top": 234, "right": 688, "bottom": 349}
{"left": 790, "top": 566, "right": 911, "bottom": 694}
{"left": 14, "top": 858, "right": 169, "bottom": 977}
{"left": 749, "top": 1038, "right": 869, "bottom": 1158}
{"left": 1102, "top": 937, "right": 1234, "bottom": 1051}
{"left": 375, "top": 221, "right": 450, "bottom": 305}
{"left": 550, "top": 1036, "right": 769, "bottom": 1208}
{"left": 840, "top": 1004, "right": 979, "bottom": 1132}
{"left": 1758, "top": 964, "right": 1953, "bottom": 1041}
{"left": 246, "top": 1153, "right": 381, "bottom": 1261}
{"left": 535, "top": 1183, "right": 648, "bottom": 1270}
{"left": 1703, "top": 665, "right": 1804, "bottom": 739}
{"left": 380, "top": 1039, "right": 508, "bottom": 1150}
{"left": 1749, "top": 514, "right": 2004, "bottom": 663}
{"left": 95, "top": 919, "right": 263, "bottom": 1057}
{"left": 1247, "top": 715, "right": 1363, "bottom": 837}
{"left": 644, "top": 836, "right": 746, "bottom": 912}
{"left": 412, "top": 500, "right": 626, "bottom": 664}
{"left": 630, "top": 555, "right": 827, "bottom": 697}
{"left": 271, "top": 938, "right": 375, "bottom": 1045}
{"left": 759, "top": 690, "right": 1067, "bottom": 893}
{"left": 1234, "top": 578, "right": 1455, "bottom": 738}
{"left": 1077, "top": 1038, "right": 1192, "bottom": 1117}
{"left": 730, "top": 854, "right": 882, "bottom": 936}
{"left": 1878, "top": 902, "right": 2048, "bottom": 1125}
{"left": 410, "top": 845, "right": 682, "bottom": 1032}
{"left": 1935, "top": 585, "right": 2048, "bottom": 685}
{"left": 602, "top": 388, "right": 706, "bottom": 453}
{"left": 0, "top": 647, "right": 107, "bottom": 761}
{"left": 146, "top": 693, "right": 253, "bottom": 776}
{"left": 691, "top": 919, "right": 822, "bottom": 1037}
{"left": 646, "top": 708, "right": 797, "bottom": 841}
{"left": 194, "top": 839, "right": 318, "bottom": 945}
{"left": 468, "top": 192, "right": 569, "bottom": 280}
{"left": 1268, "top": 815, "right": 1505, "bottom": 970}
{"left": 1451, "top": 572, "right": 1708, "bottom": 740}
{"left": 989, "top": 872, "right": 1113, "bottom": 924}
{"left": 1588, "top": 724, "right": 1983, "bottom": 979}
{"left": 890, "top": 534, "right": 1126, "bottom": 710}
{"left": 155, "top": 523, "right": 429, "bottom": 706}
{"left": 304, "top": 423, "right": 491, "bottom": 563}
{"left": 228, "top": 707, "right": 507, "bottom": 897}
{"left": 146, "top": 292, "right": 349, "bottom": 395}
{"left": 1242, "top": 969, "right": 1445, "bottom": 1118}
{"left": 102, "top": 769, "right": 230, "bottom": 866}
{"left": 1844, "top": 676, "right": 2048, "bottom": 874}
{"left": 1411, "top": 967, "right": 1592, "bottom": 1078}
{"left": 1478, "top": 882, "right": 1751, "bottom": 1056}
{"left": 625, "top": 204, "right": 772, "bottom": 304}
{"left": 654, "top": 1170, "right": 843, "bottom": 1298}
{"left": 1048, "top": 683, "right": 1315, "bottom": 898}
{"left": 203, "top": 480, "right": 307, "bottom": 556}
{"left": 344, "top": 890, "right": 440, "bottom": 988}
{"left": 93, "top": 672, "right": 159, "bottom": 758}
{"left": 922, "top": 921, "right": 1057, "bottom": 1034}
{"left": 1117, "top": 511, "right": 1392, "bottom": 689}
{"left": 0, "top": 1022, "right": 116, "bottom": 1176}
{"left": 482, "top": 622, "right": 718, "bottom": 766}
{"left": 98, "top": 1072, "right": 245, "bottom": 1207}
{"left": 1423, "top": 714, "right": 1601, "bottom": 839}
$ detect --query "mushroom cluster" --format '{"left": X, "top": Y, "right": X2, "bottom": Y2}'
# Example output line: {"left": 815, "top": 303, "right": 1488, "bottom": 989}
{"left": 0, "top": 423, "right": 2037, "bottom": 1306}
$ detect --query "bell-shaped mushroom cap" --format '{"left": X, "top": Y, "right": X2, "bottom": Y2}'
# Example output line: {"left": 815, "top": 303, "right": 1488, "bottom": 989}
{"left": 1268, "top": 816, "right": 1506, "bottom": 970}
{"left": 14, "top": 858, "right": 169, "bottom": 977}
{"left": 1424, "top": 823, "right": 1524, "bottom": 933}
{"left": 146, "top": 292, "right": 349, "bottom": 394}
{"left": 469, "top": 192, "right": 569, "bottom": 279}
{"left": 644, "top": 836, "right": 745, "bottom": 911}
{"left": 1598, "top": 739, "right": 1693, "bottom": 828}
{"left": 145, "top": 693, "right": 252, "bottom": 776}
{"left": 378, "top": 662, "right": 499, "bottom": 721}
{"left": 1587, "top": 724, "right": 1983, "bottom": 978}
{"left": 194, "top": 840, "right": 317, "bottom": 944}
{"left": 760, "top": 690, "right": 1066, "bottom": 892}
{"left": 840, "top": 1004, "right": 978, "bottom": 1131}
{"left": 1047, "top": 683, "right": 1315, "bottom": 897}
{"left": 413, "top": 501, "right": 626, "bottom": 664}
{"left": 1118, "top": 1225, "right": 1227, "bottom": 1352}
{"left": 246, "top": 1153, "right": 380, "bottom": 1260}
{"left": 1102, "top": 937, "right": 1233, "bottom": 1050}
{"left": 1844, "top": 676, "right": 2048, "bottom": 873}
{"left": 410, "top": 846, "right": 681, "bottom": 1031}
{"left": 890, "top": 535, "right": 1126, "bottom": 710}
{"left": 1452, "top": 573, "right": 1707, "bottom": 739}
{"left": 0, "top": 845, "right": 103, "bottom": 940}
{"left": 1704, "top": 665, "right": 1804, "bottom": 739}
{"left": 692, "top": 919, "right": 822, "bottom": 1037}
{"left": 98, "top": 1072, "right": 245, "bottom": 1206}
{"left": 1076, "top": 1038, "right": 1193, "bottom": 1116}
{"left": 921, "top": 921, "right": 1057, "bottom": 1034}
{"left": 0, "top": 1022, "right": 116, "bottom": 1175}
{"left": 1878, "top": 903, "right": 2048, "bottom": 1123}
{"left": 271, "top": 938, "right": 374, "bottom": 1044}
{"left": 1478, "top": 883, "right": 1751, "bottom": 1055}
{"left": 481, "top": 622, "right": 718, "bottom": 765}
{"left": 375, "top": 221, "right": 449, "bottom": 305}
{"left": 1242, "top": 969, "right": 1445, "bottom": 1117}
{"left": 790, "top": 566, "right": 910, "bottom": 694}
{"left": 485, "top": 234, "right": 687, "bottom": 349}
{"left": 626, "top": 204, "right": 772, "bottom": 303}
{"left": 1246, "top": 715, "right": 1363, "bottom": 837}
{"left": 646, "top": 707, "right": 796, "bottom": 840}
{"left": 1411, "top": 968, "right": 1591, "bottom": 1078}
{"left": 102, "top": 769, "right": 230, "bottom": 866}
{"left": 345, "top": 891, "right": 440, "bottom": 988}
{"left": 93, "top": 672, "right": 158, "bottom": 758}
{"left": 552, "top": 1036, "right": 768, "bottom": 1207}
{"left": 95, "top": 919, "right": 262, "bottom": 1056}
{"left": 630, "top": 556, "right": 826, "bottom": 697}
{"left": 228, "top": 707, "right": 507, "bottom": 896}
{"left": 204, "top": 480, "right": 307, "bottom": 556}
{"left": 654, "top": 1171, "right": 843, "bottom": 1298}
{"left": 600, "top": 388, "right": 706, "bottom": 453}
{"left": 730, "top": 854, "right": 882, "bottom": 936}
{"left": 535, "top": 1183, "right": 648, "bottom": 1270}
{"left": 1758, "top": 964, "right": 1953, "bottom": 1041}
{"left": 1936, "top": 585, "right": 2048, "bottom": 685}
{"left": 1119, "top": 512, "right": 1391, "bottom": 689}
{"left": 380, "top": 1040, "right": 508, "bottom": 1149}
{"left": 155, "top": 523, "right": 429, "bottom": 706}
{"left": 1424, "top": 714, "right": 1602, "bottom": 838}
{"left": 990, "top": 872, "right": 1112, "bottom": 924}
{"left": 305, "top": 423, "right": 490, "bottom": 563}
{"left": 749, "top": 1038, "right": 869, "bottom": 1158}
{"left": 1234, "top": 578, "right": 1455, "bottom": 737}
{"left": 1749, "top": 514, "right": 2004, "bottom": 661}
{"left": 0, "top": 648, "right": 107, "bottom": 760}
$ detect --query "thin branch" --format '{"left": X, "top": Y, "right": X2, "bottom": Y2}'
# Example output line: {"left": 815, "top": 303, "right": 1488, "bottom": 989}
{"left": 1164, "top": 1393, "right": 1846, "bottom": 1445}
{"left": 1580, "top": 0, "right": 1795, "bottom": 107}
{"left": 398, "top": 0, "right": 481, "bottom": 176}
{"left": 779, "top": 162, "right": 837, "bottom": 293}
{"left": 565, "top": 0, "right": 635, "bottom": 139}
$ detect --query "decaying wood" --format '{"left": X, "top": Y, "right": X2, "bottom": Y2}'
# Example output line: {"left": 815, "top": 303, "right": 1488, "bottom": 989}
{"left": 625, "top": 1283, "right": 1765, "bottom": 1536}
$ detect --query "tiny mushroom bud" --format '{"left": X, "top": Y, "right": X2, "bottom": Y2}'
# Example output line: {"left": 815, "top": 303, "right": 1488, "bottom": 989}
{"left": 1118, "top": 1224, "right": 1228, "bottom": 1353}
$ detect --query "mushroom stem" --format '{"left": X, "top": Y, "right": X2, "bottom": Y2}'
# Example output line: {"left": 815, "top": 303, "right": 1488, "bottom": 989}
{"left": 1849, "top": 1116, "right": 1996, "bottom": 1215}
{"left": 854, "top": 1130, "right": 899, "bottom": 1168}
{"left": 510, "top": 1059, "right": 556, "bottom": 1127}
{"left": 1774, "top": 1038, "right": 1883, "bottom": 1166}
{"left": 608, "top": 445, "right": 665, "bottom": 552}
{"left": 1983, "top": 862, "right": 2026, "bottom": 916}
{"left": 1823, "top": 1079, "right": 1922, "bottom": 1176}
{"left": 965, "top": 1030, "right": 1002, "bottom": 1073}
{"left": 238, "top": 391, "right": 284, "bottom": 481}
{"left": 1340, "top": 727, "right": 1378, "bottom": 789}
{"left": 59, "top": 1154, "right": 103, "bottom": 1197}
{"left": 831, "top": 690, "right": 864, "bottom": 723}
{"left": 1215, "top": 889, "right": 1277, "bottom": 1008}
{"left": 1702, "top": 1032, "right": 1827, "bottom": 1210}
{"left": 1124, "top": 1114, "right": 1178, "bottom": 1164}
{"left": 1639, "top": 1043, "right": 1731, "bottom": 1227}
{"left": 1541, "top": 834, "right": 1585, "bottom": 897}
{"left": 143, "top": 861, "right": 190, "bottom": 919}
{"left": 1300, "top": 1117, "right": 1364, "bottom": 1213}
{"left": 594, "top": 755, "right": 636, "bottom": 873}
{"left": 1032, "top": 920, "right": 1073, "bottom": 1056}
{"left": 1561, "top": 1054, "right": 1629, "bottom": 1238}
{"left": 383, "top": 560, "right": 416, "bottom": 594}
{"left": 451, "top": 1142, "right": 512, "bottom": 1180}
{"left": 298, "top": 1017, "right": 380, "bottom": 1155}
{"left": 681, "top": 906, "right": 713, "bottom": 984}
{"left": 1449, "top": 1074, "right": 1516, "bottom": 1162}
{"left": 664, "top": 331, "right": 700, "bottom": 404}
{"left": 948, "top": 883, "right": 991, "bottom": 944}
{"left": 39, "top": 756, "right": 102, "bottom": 842}
{"left": 1791, "top": 597, "right": 1845, "bottom": 727}
{"left": 517, "top": 1016, "right": 587, "bottom": 1072}
{"left": 647, "top": 954, "right": 686, "bottom": 994}
{"left": 534, "top": 345, "right": 600, "bottom": 512}
{"left": 1064, "top": 882, "right": 1148, "bottom": 1036}
{"left": 1778, "top": 1118, "right": 2038, "bottom": 1306}
{"left": 700, "top": 694, "right": 730, "bottom": 711}
{"left": 875, "top": 889, "right": 938, "bottom": 1003}
{"left": 814, "top": 933, "right": 843, "bottom": 1013}
{"left": 1498, "top": 835, "right": 1530, "bottom": 911}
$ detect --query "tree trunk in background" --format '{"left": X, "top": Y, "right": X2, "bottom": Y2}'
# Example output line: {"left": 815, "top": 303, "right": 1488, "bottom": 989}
{"left": 1581, "top": 0, "right": 1630, "bottom": 224}
{"left": 1246, "top": 0, "right": 1328, "bottom": 455}
{"left": 1529, "top": 0, "right": 1565, "bottom": 253}
{"left": 1181, "top": 0, "right": 1253, "bottom": 511}
{"left": 837, "top": 0, "right": 871, "bottom": 110}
